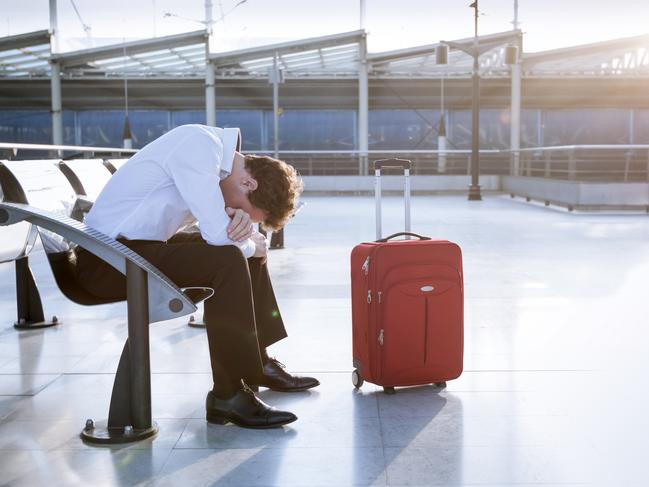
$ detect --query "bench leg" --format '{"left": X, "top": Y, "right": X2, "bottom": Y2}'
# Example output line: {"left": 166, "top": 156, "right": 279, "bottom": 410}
{"left": 14, "top": 256, "right": 59, "bottom": 330}
{"left": 270, "top": 228, "right": 284, "bottom": 249}
{"left": 187, "top": 313, "right": 206, "bottom": 328}
{"left": 81, "top": 260, "right": 158, "bottom": 444}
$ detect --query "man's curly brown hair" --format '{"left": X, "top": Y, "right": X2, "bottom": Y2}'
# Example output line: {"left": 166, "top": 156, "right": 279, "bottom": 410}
{"left": 245, "top": 154, "right": 303, "bottom": 232}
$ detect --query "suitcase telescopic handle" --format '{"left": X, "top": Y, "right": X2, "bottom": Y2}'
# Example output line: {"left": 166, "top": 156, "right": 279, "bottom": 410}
{"left": 374, "top": 159, "right": 411, "bottom": 171}
{"left": 376, "top": 232, "right": 430, "bottom": 242}
{"left": 374, "top": 159, "right": 411, "bottom": 240}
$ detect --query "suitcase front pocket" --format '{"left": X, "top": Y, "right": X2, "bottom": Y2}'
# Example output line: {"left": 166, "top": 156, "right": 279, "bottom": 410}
{"left": 380, "top": 277, "right": 461, "bottom": 384}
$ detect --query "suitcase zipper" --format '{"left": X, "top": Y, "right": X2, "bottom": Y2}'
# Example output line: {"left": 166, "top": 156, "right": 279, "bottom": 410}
{"left": 378, "top": 329, "right": 384, "bottom": 346}
{"left": 424, "top": 298, "right": 429, "bottom": 364}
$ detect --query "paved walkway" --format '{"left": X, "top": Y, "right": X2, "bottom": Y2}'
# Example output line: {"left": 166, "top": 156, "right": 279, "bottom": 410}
{"left": 1, "top": 194, "right": 648, "bottom": 486}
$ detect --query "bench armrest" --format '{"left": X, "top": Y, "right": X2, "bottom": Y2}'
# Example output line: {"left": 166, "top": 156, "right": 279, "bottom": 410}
{"left": 0, "top": 201, "right": 197, "bottom": 323}
{"left": 70, "top": 196, "right": 94, "bottom": 222}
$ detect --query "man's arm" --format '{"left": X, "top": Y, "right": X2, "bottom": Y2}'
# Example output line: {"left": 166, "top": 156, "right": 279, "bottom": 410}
{"left": 164, "top": 128, "right": 255, "bottom": 257}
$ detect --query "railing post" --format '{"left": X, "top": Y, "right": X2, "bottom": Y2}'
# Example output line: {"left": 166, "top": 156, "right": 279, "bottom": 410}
{"left": 510, "top": 150, "right": 520, "bottom": 176}
{"left": 624, "top": 151, "right": 631, "bottom": 182}
{"left": 646, "top": 149, "right": 649, "bottom": 182}
{"left": 568, "top": 149, "right": 576, "bottom": 181}
{"left": 544, "top": 151, "right": 551, "bottom": 178}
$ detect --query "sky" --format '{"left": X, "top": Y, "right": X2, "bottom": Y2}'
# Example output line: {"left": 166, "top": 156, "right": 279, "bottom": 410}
{"left": 1, "top": 0, "right": 649, "bottom": 54}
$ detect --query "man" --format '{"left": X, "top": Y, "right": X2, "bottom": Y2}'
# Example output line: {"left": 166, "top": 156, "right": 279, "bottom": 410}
{"left": 76, "top": 124, "right": 318, "bottom": 429}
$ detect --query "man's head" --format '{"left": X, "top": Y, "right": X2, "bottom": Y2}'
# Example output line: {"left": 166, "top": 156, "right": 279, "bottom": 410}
{"left": 220, "top": 152, "right": 303, "bottom": 232}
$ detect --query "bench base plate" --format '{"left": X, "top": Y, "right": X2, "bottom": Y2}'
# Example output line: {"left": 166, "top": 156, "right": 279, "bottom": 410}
{"left": 80, "top": 420, "right": 159, "bottom": 445}
{"left": 14, "top": 317, "right": 59, "bottom": 330}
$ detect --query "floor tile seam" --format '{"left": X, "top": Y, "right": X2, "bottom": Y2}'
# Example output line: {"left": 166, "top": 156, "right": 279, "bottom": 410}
{"left": 376, "top": 414, "right": 578, "bottom": 420}
{"left": 0, "top": 370, "right": 589, "bottom": 376}
{"left": 455, "top": 370, "right": 598, "bottom": 373}
{"left": 167, "top": 446, "right": 397, "bottom": 451}
{"left": 169, "top": 417, "right": 192, "bottom": 452}
{"left": 0, "top": 393, "right": 51, "bottom": 398}
{"left": 374, "top": 391, "right": 392, "bottom": 486}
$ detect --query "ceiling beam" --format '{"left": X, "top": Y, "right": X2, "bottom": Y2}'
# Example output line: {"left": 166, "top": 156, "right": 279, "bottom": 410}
{"left": 51, "top": 30, "right": 207, "bottom": 67}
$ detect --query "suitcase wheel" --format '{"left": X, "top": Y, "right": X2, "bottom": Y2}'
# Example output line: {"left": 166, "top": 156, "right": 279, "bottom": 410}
{"left": 352, "top": 369, "right": 364, "bottom": 389}
{"left": 434, "top": 382, "right": 447, "bottom": 388}
{"left": 383, "top": 386, "right": 396, "bottom": 395}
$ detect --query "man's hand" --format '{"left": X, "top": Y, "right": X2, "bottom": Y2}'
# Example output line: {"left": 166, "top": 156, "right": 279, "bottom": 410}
{"left": 225, "top": 207, "right": 254, "bottom": 242}
{"left": 251, "top": 231, "right": 269, "bottom": 264}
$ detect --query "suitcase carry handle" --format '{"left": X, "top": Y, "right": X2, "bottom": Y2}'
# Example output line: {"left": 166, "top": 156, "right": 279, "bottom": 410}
{"left": 376, "top": 232, "right": 430, "bottom": 242}
{"left": 374, "top": 159, "right": 411, "bottom": 240}
{"left": 374, "top": 159, "right": 411, "bottom": 171}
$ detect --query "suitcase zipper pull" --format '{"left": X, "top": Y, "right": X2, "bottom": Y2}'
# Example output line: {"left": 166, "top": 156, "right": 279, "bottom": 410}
{"left": 378, "top": 329, "right": 384, "bottom": 346}
{"left": 367, "top": 290, "right": 372, "bottom": 304}
{"left": 362, "top": 256, "right": 371, "bottom": 276}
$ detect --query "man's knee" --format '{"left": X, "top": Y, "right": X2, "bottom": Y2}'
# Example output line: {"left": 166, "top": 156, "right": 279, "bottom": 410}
{"left": 205, "top": 245, "right": 250, "bottom": 279}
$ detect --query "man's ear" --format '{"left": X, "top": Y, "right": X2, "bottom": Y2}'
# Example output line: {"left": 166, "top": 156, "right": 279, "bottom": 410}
{"left": 242, "top": 176, "right": 258, "bottom": 193}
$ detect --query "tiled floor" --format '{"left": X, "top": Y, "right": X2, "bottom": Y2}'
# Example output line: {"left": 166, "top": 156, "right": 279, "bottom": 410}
{"left": 1, "top": 194, "right": 648, "bottom": 486}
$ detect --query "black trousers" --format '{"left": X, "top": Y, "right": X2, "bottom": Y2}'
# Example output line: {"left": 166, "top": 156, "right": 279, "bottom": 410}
{"left": 74, "top": 232, "right": 288, "bottom": 386}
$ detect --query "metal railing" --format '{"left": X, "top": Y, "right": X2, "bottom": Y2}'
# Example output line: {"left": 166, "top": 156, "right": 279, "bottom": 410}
{"left": 254, "top": 146, "right": 649, "bottom": 181}
{"left": 251, "top": 149, "right": 505, "bottom": 176}
{"left": 513, "top": 145, "right": 649, "bottom": 182}
{"left": 2, "top": 141, "right": 649, "bottom": 182}
{"left": 0, "top": 142, "right": 137, "bottom": 159}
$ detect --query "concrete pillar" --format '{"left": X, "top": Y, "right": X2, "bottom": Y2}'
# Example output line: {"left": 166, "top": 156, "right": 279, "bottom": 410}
{"left": 272, "top": 52, "right": 280, "bottom": 159}
{"left": 204, "top": 0, "right": 215, "bottom": 126}
{"left": 49, "top": 0, "right": 63, "bottom": 146}
{"left": 438, "top": 112, "right": 447, "bottom": 173}
{"left": 50, "top": 61, "right": 63, "bottom": 146}
{"left": 205, "top": 60, "right": 216, "bottom": 126}
{"left": 510, "top": 62, "right": 521, "bottom": 176}
{"left": 358, "top": 34, "right": 369, "bottom": 175}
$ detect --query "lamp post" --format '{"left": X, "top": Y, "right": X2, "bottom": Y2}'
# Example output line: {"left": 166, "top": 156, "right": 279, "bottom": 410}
{"left": 435, "top": 44, "right": 449, "bottom": 174}
{"left": 467, "top": 0, "right": 481, "bottom": 201}
{"left": 441, "top": 2, "right": 483, "bottom": 200}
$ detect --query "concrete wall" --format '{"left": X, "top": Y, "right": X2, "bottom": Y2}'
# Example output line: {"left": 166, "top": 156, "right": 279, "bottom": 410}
{"left": 501, "top": 176, "right": 649, "bottom": 210}
{"left": 301, "top": 175, "right": 649, "bottom": 211}
{"left": 302, "top": 175, "right": 501, "bottom": 194}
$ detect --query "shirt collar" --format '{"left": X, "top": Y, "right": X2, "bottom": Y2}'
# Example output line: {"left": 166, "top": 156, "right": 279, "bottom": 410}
{"left": 218, "top": 127, "right": 241, "bottom": 177}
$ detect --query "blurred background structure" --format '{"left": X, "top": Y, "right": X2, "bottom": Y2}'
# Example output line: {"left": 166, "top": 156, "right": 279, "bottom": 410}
{"left": 1, "top": 0, "right": 649, "bottom": 182}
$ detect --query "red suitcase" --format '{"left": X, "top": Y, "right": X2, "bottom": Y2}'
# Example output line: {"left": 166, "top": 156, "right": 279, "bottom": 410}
{"left": 351, "top": 158, "right": 464, "bottom": 393}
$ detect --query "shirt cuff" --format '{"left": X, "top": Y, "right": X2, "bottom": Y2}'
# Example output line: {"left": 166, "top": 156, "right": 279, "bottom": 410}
{"left": 236, "top": 238, "right": 256, "bottom": 258}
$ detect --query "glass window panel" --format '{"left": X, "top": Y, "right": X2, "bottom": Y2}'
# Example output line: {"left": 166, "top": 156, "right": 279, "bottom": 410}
{"left": 268, "top": 110, "right": 355, "bottom": 150}
{"left": 171, "top": 110, "right": 262, "bottom": 151}
{"left": 0, "top": 111, "right": 52, "bottom": 144}
{"left": 449, "top": 109, "right": 511, "bottom": 150}
{"left": 542, "top": 109, "right": 630, "bottom": 146}
{"left": 78, "top": 110, "right": 123, "bottom": 148}
{"left": 369, "top": 109, "right": 439, "bottom": 150}
{"left": 171, "top": 110, "right": 204, "bottom": 127}
{"left": 217, "top": 111, "right": 263, "bottom": 151}
{"left": 62, "top": 110, "right": 76, "bottom": 146}
{"left": 634, "top": 110, "right": 649, "bottom": 144}
{"left": 520, "top": 109, "right": 539, "bottom": 148}
{"left": 127, "top": 111, "right": 170, "bottom": 148}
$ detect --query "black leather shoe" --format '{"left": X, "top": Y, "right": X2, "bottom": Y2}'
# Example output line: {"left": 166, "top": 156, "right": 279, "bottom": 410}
{"left": 205, "top": 385, "right": 297, "bottom": 429}
{"left": 254, "top": 358, "right": 320, "bottom": 392}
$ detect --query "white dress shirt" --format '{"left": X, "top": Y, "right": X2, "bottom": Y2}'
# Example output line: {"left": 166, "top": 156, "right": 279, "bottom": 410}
{"left": 85, "top": 124, "right": 256, "bottom": 258}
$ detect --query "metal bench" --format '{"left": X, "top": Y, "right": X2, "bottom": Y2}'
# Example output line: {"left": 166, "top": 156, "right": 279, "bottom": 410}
{"left": 0, "top": 160, "right": 212, "bottom": 444}
{"left": 103, "top": 158, "right": 129, "bottom": 174}
{"left": 0, "top": 159, "right": 77, "bottom": 329}
{"left": 58, "top": 158, "right": 113, "bottom": 201}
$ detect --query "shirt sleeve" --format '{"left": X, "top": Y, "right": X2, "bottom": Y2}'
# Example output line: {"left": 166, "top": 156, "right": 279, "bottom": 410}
{"left": 164, "top": 128, "right": 256, "bottom": 258}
